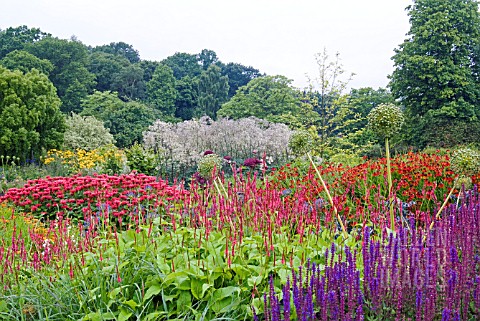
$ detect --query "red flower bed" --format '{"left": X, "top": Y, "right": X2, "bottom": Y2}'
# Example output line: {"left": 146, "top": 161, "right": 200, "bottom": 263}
{"left": 269, "top": 152, "right": 478, "bottom": 228}
{"left": 0, "top": 173, "right": 188, "bottom": 226}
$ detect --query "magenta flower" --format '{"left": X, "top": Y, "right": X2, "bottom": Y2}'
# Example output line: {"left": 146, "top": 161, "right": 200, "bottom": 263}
{"left": 243, "top": 158, "right": 262, "bottom": 169}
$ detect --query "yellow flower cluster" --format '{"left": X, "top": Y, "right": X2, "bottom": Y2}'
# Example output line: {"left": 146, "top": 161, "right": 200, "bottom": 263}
{"left": 42, "top": 146, "right": 125, "bottom": 174}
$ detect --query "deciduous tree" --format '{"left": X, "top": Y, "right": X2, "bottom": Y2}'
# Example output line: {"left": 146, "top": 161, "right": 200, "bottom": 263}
{"left": 146, "top": 64, "right": 177, "bottom": 116}
{"left": 0, "top": 67, "right": 65, "bottom": 160}
{"left": 389, "top": 0, "right": 480, "bottom": 147}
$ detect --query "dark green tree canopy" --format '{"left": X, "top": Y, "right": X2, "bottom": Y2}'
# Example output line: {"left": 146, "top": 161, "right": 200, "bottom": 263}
{"left": 91, "top": 42, "right": 140, "bottom": 64}
{"left": 88, "top": 52, "right": 130, "bottom": 92}
{"left": 217, "top": 75, "right": 301, "bottom": 121}
{"left": 104, "top": 101, "right": 159, "bottom": 148}
{"left": 0, "top": 67, "right": 65, "bottom": 160}
{"left": 389, "top": 0, "right": 480, "bottom": 147}
{"left": 196, "top": 64, "right": 229, "bottom": 119}
{"left": 0, "top": 26, "right": 50, "bottom": 59}
{"left": 110, "top": 63, "right": 146, "bottom": 101}
{"left": 162, "top": 52, "right": 202, "bottom": 79}
{"left": 80, "top": 90, "right": 124, "bottom": 120}
{"left": 197, "top": 49, "right": 218, "bottom": 70}
{"left": 221, "top": 62, "right": 263, "bottom": 98}
{"left": 25, "top": 36, "right": 96, "bottom": 113}
{"left": 146, "top": 64, "right": 177, "bottom": 116}
{"left": 0, "top": 50, "right": 54, "bottom": 76}
{"left": 174, "top": 76, "right": 198, "bottom": 120}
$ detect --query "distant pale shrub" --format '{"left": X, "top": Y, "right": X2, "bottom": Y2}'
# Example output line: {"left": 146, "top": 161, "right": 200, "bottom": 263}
{"left": 143, "top": 116, "right": 293, "bottom": 171}
{"left": 63, "top": 113, "right": 115, "bottom": 151}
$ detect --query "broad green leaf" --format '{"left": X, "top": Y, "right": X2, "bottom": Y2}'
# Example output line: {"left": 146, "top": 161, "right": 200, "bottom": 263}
{"left": 118, "top": 308, "right": 133, "bottom": 321}
{"left": 143, "top": 284, "right": 162, "bottom": 302}
{"left": 176, "top": 290, "right": 192, "bottom": 313}
{"left": 123, "top": 299, "right": 138, "bottom": 309}
{"left": 191, "top": 277, "right": 206, "bottom": 300}
{"left": 212, "top": 286, "right": 240, "bottom": 301}
{"left": 0, "top": 300, "right": 7, "bottom": 312}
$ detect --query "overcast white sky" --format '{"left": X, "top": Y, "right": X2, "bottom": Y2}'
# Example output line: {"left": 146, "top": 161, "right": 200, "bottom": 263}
{"left": 0, "top": 0, "right": 412, "bottom": 91}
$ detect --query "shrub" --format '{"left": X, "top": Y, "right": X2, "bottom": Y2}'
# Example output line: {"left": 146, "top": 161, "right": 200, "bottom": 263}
{"left": 63, "top": 113, "right": 115, "bottom": 151}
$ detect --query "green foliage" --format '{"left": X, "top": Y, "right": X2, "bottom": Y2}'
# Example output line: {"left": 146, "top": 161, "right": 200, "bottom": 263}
{"left": 25, "top": 36, "right": 97, "bottom": 113}
{"left": 146, "top": 64, "right": 177, "bottom": 116}
{"left": 220, "top": 62, "right": 263, "bottom": 98}
{"left": 217, "top": 75, "right": 301, "bottom": 122}
{"left": 81, "top": 91, "right": 160, "bottom": 148}
{"left": 0, "top": 67, "right": 65, "bottom": 161}
{"left": 105, "top": 101, "right": 159, "bottom": 148}
{"left": 197, "top": 49, "right": 218, "bottom": 70}
{"left": 162, "top": 52, "right": 202, "bottom": 79}
{"left": 196, "top": 64, "right": 229, "bottom": 120}
{"left": 174, "top": 76, "right": 198, "bottom": 120}
{"left": 110, "top": 63, "right": 146, "bottom": 101}
{"left": 64, "top": 113, "right": 115, "bottom": 151}
{"left": 334, "top": 87, "right": 393, "bottom": 145}
{"left": 80, "top": 90, "right": 124, "bottom": 120}
{"left": 0, "top": 25, "right": 50, "bottom": 59}
{"left": 367, "top": 103, "right": 404, "bottom": 139}
{"left": 88, "top": 51, "right": 131, "bottom": 92}
{"left": 390, "top": 0, "right": 480, "bottom": 148}
{"left": 125, "top": 142, "right": 158, "bottom": 175}
{"left": 91, "top": 41, "right": 140, "bottom": 64}
{"left": 0, "top": 50, "right": 54, "bottom": 75}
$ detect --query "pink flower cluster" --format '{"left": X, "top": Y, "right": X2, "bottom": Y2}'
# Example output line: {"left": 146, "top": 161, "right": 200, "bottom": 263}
{"left": 0, "top": 173, "right": 188, "bottom": 223}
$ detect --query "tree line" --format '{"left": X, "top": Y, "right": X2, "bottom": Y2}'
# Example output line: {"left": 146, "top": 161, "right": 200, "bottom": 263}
{"left": 1, "top": 0, "right": 479, "bottom": 161}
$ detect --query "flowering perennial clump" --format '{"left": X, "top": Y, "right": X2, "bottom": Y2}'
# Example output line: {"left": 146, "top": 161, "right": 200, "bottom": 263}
{"left": 260, "top": 189, "right": 480, "bottom": 320}
{"left": 0, "top": 173, "right": 187, "bottom": 224}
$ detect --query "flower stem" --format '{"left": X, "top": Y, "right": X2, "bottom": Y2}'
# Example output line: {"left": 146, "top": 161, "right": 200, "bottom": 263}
{"left": 307, "top": 152, "right": 347, "bottom": 238}
{"left": 385, "top": 137, "right": 395, "bottom": 231}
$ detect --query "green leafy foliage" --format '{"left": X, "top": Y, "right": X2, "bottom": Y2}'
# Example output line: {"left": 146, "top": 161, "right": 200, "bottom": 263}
{"left": 390, "top": 0, "right": 480, "bottom": 148}
{"left": 0, "top": 67, "right": 65, "bottom": 161}
{"left": 196, "top": 64, "right": 229, "bottom": 120}
{"left": 220, "top": 62, "right": 263, "bottom": 98}
{"left": 0, "top": 25, "right": 50, "bottom": 59}
{"left": 217, "top": 75, "right": 301, "bottom": 122}
{"left": 88, "top": 52, "right": 131, "bottom": 93}
{"left": 146, "top": 64, "right": 177, "bottom": 116}
{"left": 91, "top": 41, "right": 140, "bottom": 64}
{"left": 25, "top": 36, "right": 97, "bottom": 113}
{"left": 105, "top": 101, "right": 159, "bottom": 148}
{"left": 0, "top": 50, "right": 54, "bottom": 75}
{"left": 125, "top": 142, "right": 158, "bottom": 175}
{"left": 173, "top": 76, "right": 198, "bottom": 120}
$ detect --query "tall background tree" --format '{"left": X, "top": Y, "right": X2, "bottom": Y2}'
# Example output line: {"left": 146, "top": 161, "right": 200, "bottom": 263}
{"left": 146, "top": 64, "right": 177, "bottom": 116}
{"left": 389, "top": 0, "right": 480, "bottom": 148}
{"left": 196, "top": 64, "right": 229, "bottom": 119}
{"left": 0, "top": 26, "right": 50, "bottom": 59}
{"left": 0, "top": 67, "right": 65, "bottom": 160}
{"left": 25, "top": 36, "right": 96, "bottom": 113}
{"left": 217, "top": 75, "right": 302, "bottom": 123}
